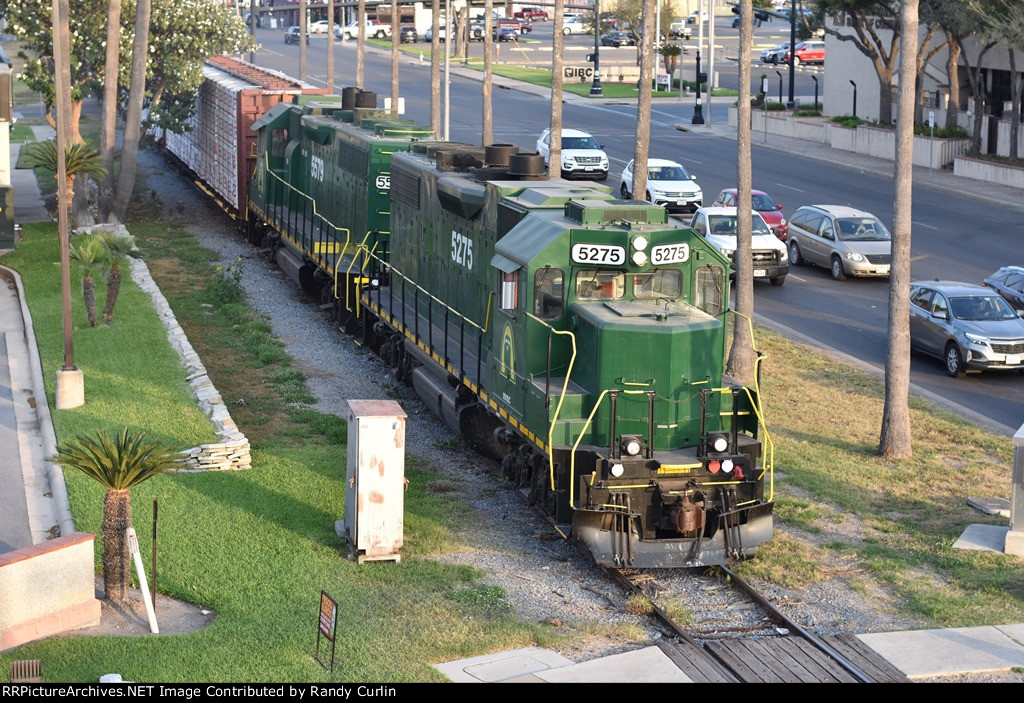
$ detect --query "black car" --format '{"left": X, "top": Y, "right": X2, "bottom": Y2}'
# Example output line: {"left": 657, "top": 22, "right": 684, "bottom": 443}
{"left": 284, "top": 26, "right": 309, "bottom": 45}
{"left": 399, "top": 26, "right": 417, "bottom": 43}
{"left": 601, "top": 31, "right": 635, "bottom": 47}
{"left": 984, "top": 265, "right": 1024, "bottom": 312}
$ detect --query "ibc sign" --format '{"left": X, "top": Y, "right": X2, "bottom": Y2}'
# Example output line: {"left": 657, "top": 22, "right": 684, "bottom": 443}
{"left": 564, "top": 66, "right": 595, "bottom": 82}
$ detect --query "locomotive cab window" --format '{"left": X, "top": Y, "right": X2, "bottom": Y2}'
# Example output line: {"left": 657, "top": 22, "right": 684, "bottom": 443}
{"left": 694, "top": 265, "right": 724, "bottom": 316}
{"left": 576, "top": 270, "right": 625, "bottom": 300}
{"left": 633, "top": 270, "right": 682, "bottom": 300}
{"left": 500, "top": 270, "right": 519, "bottom": 316}
{"left": 534, "top": 267, "right": 564, "bottom": 320}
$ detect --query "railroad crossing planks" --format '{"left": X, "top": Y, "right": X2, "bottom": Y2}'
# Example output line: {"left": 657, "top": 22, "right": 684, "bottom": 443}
{"left": 660, "top": 634, "right": 910, "bottom": 683}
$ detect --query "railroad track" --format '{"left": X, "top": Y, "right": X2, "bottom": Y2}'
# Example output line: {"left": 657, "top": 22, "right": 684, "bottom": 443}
{"left": 605, "top": 566, "right": 906, "bottom": 683}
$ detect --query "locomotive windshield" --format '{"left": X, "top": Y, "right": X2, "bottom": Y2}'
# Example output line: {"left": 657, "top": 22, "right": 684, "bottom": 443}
{"left": 633, "top": 270, "right": 682, "bottom": 299}
{"left": 576, "top": 270, "right": 625, "bottom": 300}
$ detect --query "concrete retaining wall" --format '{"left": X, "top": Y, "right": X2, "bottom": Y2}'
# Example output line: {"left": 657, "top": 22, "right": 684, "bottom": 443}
{"left": 0, "top": 532, "right": 101, "bottom": 651}
{"left": 954, "top": 155, "right": 1024, "bottom": 189}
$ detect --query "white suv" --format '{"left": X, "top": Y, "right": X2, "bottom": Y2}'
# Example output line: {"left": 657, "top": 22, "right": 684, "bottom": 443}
{"left": 688, "top": 207, "right": 789, "bottom": 286}
{"left": 536, "top": 128, "right": 609, "bottom": 180}
{"left": 619, "top": 158, "right": 702, "bottom": 214}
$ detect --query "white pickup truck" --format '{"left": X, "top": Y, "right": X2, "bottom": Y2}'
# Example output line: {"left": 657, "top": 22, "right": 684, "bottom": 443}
{"left": 669, "top": 19, "right": 692, "bottom": 39}
{"left": 337, "top": 19, "right": 391, "bottom": 39}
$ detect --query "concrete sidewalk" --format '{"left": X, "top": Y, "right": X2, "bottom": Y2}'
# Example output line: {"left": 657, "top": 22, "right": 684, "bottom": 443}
{"left": 437, "top": 625, "right": 1024, "bottom": 681}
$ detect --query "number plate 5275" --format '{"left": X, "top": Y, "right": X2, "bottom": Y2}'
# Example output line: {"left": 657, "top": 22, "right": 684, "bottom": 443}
{"left": 571, "top": 243, "right": 625, "bottom": 265}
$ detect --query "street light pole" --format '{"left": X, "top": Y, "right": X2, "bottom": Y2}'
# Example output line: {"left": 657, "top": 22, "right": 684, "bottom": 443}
{"left": 591, "top": 0, "right": 602, "bottom": 96}
{"left": 692, "top": 48, "right": 704, "bottom": 124}
{"left": 787, "top": 0, "right": 796, "bottom": 107}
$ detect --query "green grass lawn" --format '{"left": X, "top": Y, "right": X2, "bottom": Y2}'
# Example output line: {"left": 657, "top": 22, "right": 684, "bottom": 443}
{"left": 0, "top": 211, "right": 548, "bottom": 682}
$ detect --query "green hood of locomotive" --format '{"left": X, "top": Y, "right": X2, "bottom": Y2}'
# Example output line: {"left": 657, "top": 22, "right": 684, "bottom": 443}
{"left": 569, "top": 299, "right": 725, "bottom": 451}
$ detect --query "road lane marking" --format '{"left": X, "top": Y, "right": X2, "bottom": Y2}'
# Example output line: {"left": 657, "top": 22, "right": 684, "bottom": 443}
{"left": 775, "top": 183, "right": 804, "bottom": 192}
{"left": 787, "top": 274, "right": 807, "bottom": 282}
{"left": 910, "top": 254, "right": 930, "bottom": 262}
{"left": 912, "top": 221, "right": 938, "bottom": 229}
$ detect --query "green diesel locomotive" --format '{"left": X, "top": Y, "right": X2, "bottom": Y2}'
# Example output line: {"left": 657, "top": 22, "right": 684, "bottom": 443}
{"left": 245, "top": 91, "right": 774, "bottom": 568}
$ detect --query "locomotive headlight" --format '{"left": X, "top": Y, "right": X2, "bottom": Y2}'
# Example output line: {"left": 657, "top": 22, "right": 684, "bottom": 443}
{"left": 371, "top": 278, "right": 380, "bottom": 288}
{"left": 709, "top": 433, "right": 729, "bottom": 453}
{"left": 631, "top": 250, "right": 648, "bottom": 267}
{"left": 610, "top": 463, "right": 625, "bottom": 477}
{"left": 621, "top": 435, "right": 643, "bottom": 457}
{"left": 721, "top": 459, "right": 735, "bottom": 473}
{"left": 632, "top": 235, "right": 649, "bottom": 252}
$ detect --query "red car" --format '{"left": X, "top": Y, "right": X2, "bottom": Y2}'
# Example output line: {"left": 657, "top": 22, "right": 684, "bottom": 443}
{"left": 514, "top": 6, "right": 549, "bottom": 21}
{"left": 783, "top": 40, "right": 825, "bottom": 67}
{"left": 712, "top": 188, "right": 788, "bottom": 240}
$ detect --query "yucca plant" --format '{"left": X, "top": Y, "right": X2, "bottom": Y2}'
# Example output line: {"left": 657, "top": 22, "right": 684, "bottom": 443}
{"left": 101, "top": 234, "right": 136, "bottom": 325}
{"left": 56, "top": 430, "right": 181, "bottom": 605}
{"left": 69, "top": 235, "right": 108, "bottom": 327}
{"left": 21, "top": 140, "right": 107, "bottom": 216}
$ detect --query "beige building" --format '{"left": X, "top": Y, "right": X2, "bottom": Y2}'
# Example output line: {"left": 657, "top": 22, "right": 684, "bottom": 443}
{"left": 823, "top": 12, "right": 1024, "bottom": 157}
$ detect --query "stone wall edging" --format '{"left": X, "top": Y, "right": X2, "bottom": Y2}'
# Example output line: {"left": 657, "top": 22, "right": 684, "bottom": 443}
{"left": 126, "top": 256, "right": 252, "bottom": 471}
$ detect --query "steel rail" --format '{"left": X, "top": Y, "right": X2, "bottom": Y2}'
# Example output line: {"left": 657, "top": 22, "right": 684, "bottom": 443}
{"left": 721, "top": 565, "right": 873, "bottom": 683}
{"left": 604, "top": 567, "right": 704, "bottom": 649}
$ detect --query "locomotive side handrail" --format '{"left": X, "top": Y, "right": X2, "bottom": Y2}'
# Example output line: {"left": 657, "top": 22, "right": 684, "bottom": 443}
{"left": 260, "top": 154, "right": 353, "bottom": 276}
{"left": 526, "top": 313, "right": 577, "bottom": 493}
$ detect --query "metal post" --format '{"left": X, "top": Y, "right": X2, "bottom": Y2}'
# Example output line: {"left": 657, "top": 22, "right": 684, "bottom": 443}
{"left": 691, "top": 49, "right": 704, "bottom": 124}
{"left": 654, "top": 0, "right": 661, "bottom": 78}
{"left": 706, "top": 0, "right": 715, "bottom": 126}
{"left": 787, "top": 0, "right": 796, "bottom": 108}
{"left": 152, "top": 499, "right": 158, "bottom": 608}
{"left": 591, "top": 0, "right": 603, "bottom": 96}
{"left": 850, "top": 79, "right": 857, "bottom": 117}
{"left": 776, "top": 69, "right": 782, "bottom": 105}
{"left": 811, "top": 74, "right": 818, "bottom": 111}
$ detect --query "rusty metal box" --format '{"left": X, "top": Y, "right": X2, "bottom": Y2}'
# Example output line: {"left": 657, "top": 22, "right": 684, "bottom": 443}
{"left": 337, "top": 399, "right": 407, "bottom": 563}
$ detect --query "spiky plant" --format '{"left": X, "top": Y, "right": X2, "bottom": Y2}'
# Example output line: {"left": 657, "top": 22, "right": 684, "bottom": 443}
{"left": 56, "top": 430, "right": 181, "bottom": 605}
{"left": 21, "top": 140, "right": 107, "bottom": 217}
{"left": 69, "top": 235, "right": 108, "bottom": 327}
{"left": 101, "top": 234, "right": 136, "bottom": 325}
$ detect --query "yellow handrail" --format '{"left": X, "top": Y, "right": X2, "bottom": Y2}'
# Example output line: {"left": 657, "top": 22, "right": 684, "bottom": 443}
{"left": 262, "top": 154, "right": 352, "bottom": 273}
{"left": 526, "top": 313, "right": 577, "bottom": 493}
{"left": 343, "top": 232, "right": 373, "bottom": 312}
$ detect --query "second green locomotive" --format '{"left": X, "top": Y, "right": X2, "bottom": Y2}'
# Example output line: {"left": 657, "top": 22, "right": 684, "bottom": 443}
{"left": 245, "top": 91, "right": 774, "bottom": 568}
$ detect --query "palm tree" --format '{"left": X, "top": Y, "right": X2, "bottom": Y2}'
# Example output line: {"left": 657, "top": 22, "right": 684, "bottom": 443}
{"left": 69, "top": 235, "right": 108, "bottom": 328}
{"left": 101, "top": 234, "right": 136, "bottom": 325}
{"left": 56, "top": 430, "right": 180, "bottom": 605}
{"left": 21, "top": 140, "right": 106, "bottom": 219}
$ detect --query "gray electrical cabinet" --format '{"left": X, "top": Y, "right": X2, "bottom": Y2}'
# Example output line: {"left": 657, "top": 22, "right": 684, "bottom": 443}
{"left": 335, "top": 399, "right": 407, "bottom": 563}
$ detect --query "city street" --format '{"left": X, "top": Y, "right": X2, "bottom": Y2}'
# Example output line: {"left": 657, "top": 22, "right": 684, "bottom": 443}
{"left": 248, "top": 20, "right": 1024, "bottom": 433}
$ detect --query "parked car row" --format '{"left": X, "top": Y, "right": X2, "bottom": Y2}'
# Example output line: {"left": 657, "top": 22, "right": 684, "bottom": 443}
{"left": 761, "top": 40, "right": 825, "bottom": 66}
{"left": 533, "top": 125, "right": 1022, "bottom": 381}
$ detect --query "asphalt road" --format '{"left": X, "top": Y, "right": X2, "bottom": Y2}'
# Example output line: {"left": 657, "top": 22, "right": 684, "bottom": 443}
{"left": 248, "top": 23, "right": 1024, "bottom": 433}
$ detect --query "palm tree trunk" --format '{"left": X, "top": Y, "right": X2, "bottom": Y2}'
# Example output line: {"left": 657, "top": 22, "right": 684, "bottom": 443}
{"left": 83, "top": 272, "right": 97, "bottom": 327}
{"left": 109, "top": 0, "right": 152, "bottom": 224}
{"left": 99, "top": 0, "right": 122, "bottom": 222}
{"left": 102, "top": 489, "right": 133, "bottom": 605}
{"left": 357, "top": 0, "right": 366, "bottom": 88}
{"left": 632, "top": 0, "right": 654, "bottom": 199}
{"left": 879, "top": 0, "right": 918, "bottom": 459}
{"left": 482, "top": 0, "right": 494, "bottom": 145}
{"left": 727, "top": 0, "right": 756, "bottom": 384}
{"left": 430, "top": 0, "right": 440, "bottom": 134}
{"left": 104, "top": 262, "right": 122, "bottom": 325}
{"left": 391, "top": 1, "right": 400, "bottom": 118}
{"left": 549, "top": 0, "right": 564, "bottom": 177}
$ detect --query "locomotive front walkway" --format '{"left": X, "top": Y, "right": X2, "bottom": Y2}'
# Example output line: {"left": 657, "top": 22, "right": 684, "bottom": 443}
{"left": 437, "top": 625, "right": 1024, "bottom": 682}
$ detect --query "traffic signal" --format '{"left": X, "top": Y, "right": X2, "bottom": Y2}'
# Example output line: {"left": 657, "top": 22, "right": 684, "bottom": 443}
{"left": 754, "top": 9, "right": 769, "bottom": 21}
{"left": 731, "top": 5, "right": 740, "bottom": 14}
{"left": 586, "top": 53, "right": 596, "bottom": 62}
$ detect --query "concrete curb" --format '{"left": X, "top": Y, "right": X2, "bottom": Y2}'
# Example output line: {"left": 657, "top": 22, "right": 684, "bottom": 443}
{"left": 0, "top": 264, "right": 75, "bottom": 537}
